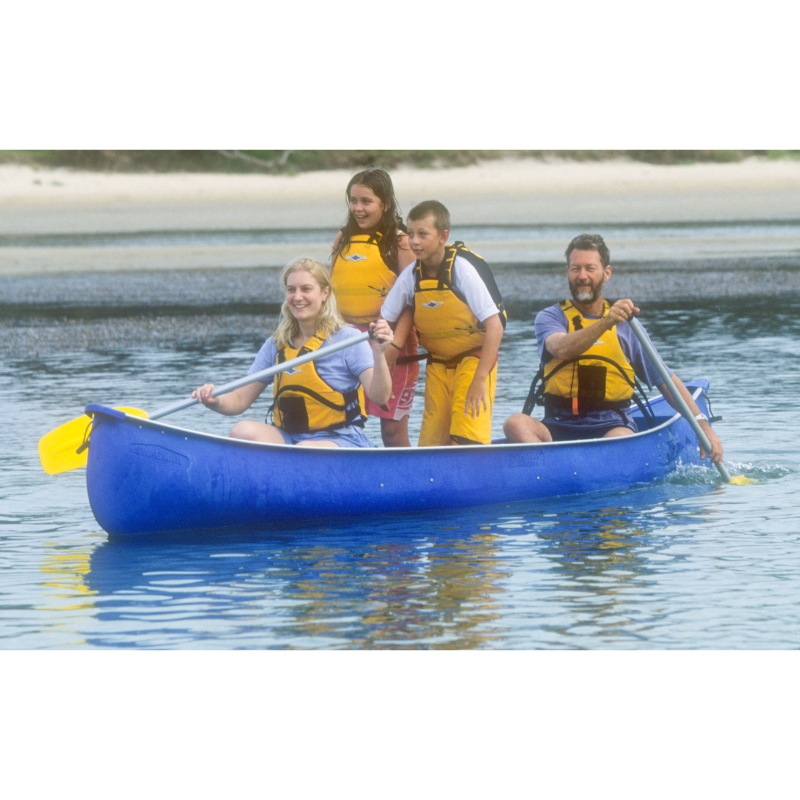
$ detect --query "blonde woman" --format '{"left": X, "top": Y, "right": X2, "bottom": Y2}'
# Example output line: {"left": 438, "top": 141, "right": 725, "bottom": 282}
{"left": 193, "top": 257, "right": 394, "bottom": 448}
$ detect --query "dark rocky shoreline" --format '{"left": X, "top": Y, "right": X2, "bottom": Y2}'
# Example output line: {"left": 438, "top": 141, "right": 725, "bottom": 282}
{"left": 3, "top": 256, "right": 800, "bottom": 358}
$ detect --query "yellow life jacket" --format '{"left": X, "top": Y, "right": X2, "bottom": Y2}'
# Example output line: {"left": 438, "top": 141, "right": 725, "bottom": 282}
{"left": 542, "top": 300, "right": 636, "bottom": 416}
{"left": 331, "top": 232, "right": 398, "bottom": 325}
{"left": 412, "top": 243, "right": 506, "bottom": 362}
{"left": 272, "top": 334, "right": 367, "bottom": 434}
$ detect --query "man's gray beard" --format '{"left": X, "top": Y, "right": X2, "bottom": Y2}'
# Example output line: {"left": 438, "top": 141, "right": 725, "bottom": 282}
{"left": 571, "top": 285, "right": 601, "bottom": 303}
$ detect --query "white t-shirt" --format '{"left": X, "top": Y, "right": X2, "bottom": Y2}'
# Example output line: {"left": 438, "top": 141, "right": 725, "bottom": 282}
{"left": 380, "top": 256, "right": 498, "bottom": 323}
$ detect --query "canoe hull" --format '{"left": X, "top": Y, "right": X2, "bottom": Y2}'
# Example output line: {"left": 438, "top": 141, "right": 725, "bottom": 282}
{"left": 85, "top": 382, "right": 712, "bottom": 537}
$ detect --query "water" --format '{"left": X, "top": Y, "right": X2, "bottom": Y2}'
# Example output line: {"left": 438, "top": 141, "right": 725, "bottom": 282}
{"left": 2, "top": 226, "right": 800, "bottom": 651}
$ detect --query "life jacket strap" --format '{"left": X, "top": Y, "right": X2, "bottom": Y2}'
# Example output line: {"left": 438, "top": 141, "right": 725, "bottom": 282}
{"left": 395, "top": 351, "right": 431, "bottom": 365}
{"left": 543, "top": 393, "right": 633, "bottom": 416}
{"left": 429, "top": 347, "right": 483, "bottom": 368}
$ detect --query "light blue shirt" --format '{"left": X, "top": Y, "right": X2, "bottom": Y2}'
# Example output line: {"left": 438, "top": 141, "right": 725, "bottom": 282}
{"left": 248, "top": 326, "right": 374, "bottom": 390}
{"left": 248, "top": 326, "right": 375, "bottom": 447}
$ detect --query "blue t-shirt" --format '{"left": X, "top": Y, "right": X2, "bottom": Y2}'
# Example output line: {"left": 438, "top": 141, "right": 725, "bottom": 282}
{"left": 534, "top": 304, "right": 672, "bottom": 430}
{"left": 248, "top": 326, "right": 375, "bottom": 446}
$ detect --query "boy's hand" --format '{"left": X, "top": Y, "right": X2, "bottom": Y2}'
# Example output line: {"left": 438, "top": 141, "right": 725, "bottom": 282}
{"left": 464, "top": 376, "right": 488, "bottom": 419}
{"left": 368, "top": 319, "right": 394, "bottom": 353}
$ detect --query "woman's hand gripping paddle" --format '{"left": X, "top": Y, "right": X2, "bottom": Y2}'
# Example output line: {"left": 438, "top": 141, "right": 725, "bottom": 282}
{"left": 38, "top": 330, "right": 372, "bottom": 475}
{"left": 628, "top": 316, "right": 754, "bottom": 485}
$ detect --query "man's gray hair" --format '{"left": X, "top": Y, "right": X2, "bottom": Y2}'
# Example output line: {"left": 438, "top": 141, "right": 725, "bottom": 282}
{"left": 565, "top": 234, "right": 610, "bottom": 268}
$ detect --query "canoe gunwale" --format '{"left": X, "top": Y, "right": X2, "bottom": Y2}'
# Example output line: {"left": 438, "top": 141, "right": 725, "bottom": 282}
{"left": 85, "top": 384, "right": 705, "bottom": 456}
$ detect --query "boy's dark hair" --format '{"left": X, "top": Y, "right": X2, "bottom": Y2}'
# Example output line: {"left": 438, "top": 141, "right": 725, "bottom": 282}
{"left": 565, "top": 233, "right": 611, "bottom": 268}
{"left": 408, "top": 200, "right": 450, "bottom": 233}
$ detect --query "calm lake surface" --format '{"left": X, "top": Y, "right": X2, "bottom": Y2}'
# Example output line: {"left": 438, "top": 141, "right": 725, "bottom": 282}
{"left": 2, "top": 221, "right": 800, "bottom": 650}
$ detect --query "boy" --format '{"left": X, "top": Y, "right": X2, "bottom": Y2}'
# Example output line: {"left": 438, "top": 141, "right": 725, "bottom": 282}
{"left": 380, "top": 200, "right": 505, "bottom": 446}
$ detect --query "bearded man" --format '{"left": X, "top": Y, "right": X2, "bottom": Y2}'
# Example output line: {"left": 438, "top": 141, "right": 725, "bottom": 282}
{"left": 503, "top": 233, "right": 723, "bottom": 463}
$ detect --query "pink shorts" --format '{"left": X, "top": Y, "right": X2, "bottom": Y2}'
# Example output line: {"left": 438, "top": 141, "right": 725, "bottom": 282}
{"left": 354, "top": 324, "right": 420, "bottom": 421}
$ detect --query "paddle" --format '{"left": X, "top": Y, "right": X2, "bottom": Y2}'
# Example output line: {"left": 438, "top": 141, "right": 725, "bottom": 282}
{"left": 39, "top": 330, "right": 371, "bottom": 475}
{"left": 38, "top": 407, "right": 149, "bottom": 475}
{"left": 628, "top": 316, "right": 750, "bottom": 485}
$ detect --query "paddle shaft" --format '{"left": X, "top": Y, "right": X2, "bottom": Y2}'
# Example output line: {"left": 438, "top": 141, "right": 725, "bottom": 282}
{"left": 149, "top": 331, "right": 371, "bottom": 420}
{"left": 628, "top": 317, "right": 732, "bottom": 483}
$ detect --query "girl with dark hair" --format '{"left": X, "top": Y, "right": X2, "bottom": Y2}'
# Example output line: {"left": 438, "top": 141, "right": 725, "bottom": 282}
{"left": 331, "top": 168, "right": 419, "bottom": 447}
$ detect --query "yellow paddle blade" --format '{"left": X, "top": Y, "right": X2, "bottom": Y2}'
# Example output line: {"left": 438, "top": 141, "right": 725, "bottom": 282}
{"left": 38, "top": 407, "right": 148, "bottom": 475}
{"left": 729, "top": 474, "right": 758, "bottom": 485}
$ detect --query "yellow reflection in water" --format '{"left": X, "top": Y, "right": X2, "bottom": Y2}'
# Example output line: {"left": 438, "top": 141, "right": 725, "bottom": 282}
{"left": 40, "top": 549, "right": 97, "bottom": 612}
{"left": 537, "top": 505, "right": 656, "bottom": 635}
{"left": 277, "top": 528, "right": 510, "bottom": 650}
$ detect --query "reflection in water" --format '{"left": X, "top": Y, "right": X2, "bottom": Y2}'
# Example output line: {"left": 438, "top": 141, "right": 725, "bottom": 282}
{"left": 274, "top": 532, "right": 511, "bottom": 650}
{"left": 536, "top": 506, "right": 657, "bottom": 645}
{"left": 85, "top": 517, "right": 512, "bottom": 649}
{"left": 78, "top": 484, "right": 724, "bottom": 650}
{"left": 35, "top": 546, "right": 97, "bottom": 648}
{"left": 416, "top": 533, "right": 509, "bottom": 649}
{"left": 495, "top": 485, "right": 723, "bottom": 648}
{"left": 40, "top": 549, "right": 96, "bottom": 610}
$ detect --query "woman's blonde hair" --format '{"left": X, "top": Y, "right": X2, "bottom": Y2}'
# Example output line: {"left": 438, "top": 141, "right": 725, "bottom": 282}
{"left": 273, "top": 256, "right": 346, "bottom": 348}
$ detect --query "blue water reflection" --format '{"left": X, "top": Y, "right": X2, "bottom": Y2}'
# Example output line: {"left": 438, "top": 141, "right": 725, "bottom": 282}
{"left": 76, "top": 483, "right": 727, "bottom": 649}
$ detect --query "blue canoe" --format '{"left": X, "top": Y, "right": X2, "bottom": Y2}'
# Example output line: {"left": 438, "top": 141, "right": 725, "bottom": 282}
{"left": 84, "top": 380, "right": 715, "bottom": 538}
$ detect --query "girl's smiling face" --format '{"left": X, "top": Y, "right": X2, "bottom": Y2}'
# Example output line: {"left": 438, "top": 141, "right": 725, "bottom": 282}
{"left": 348, "top": 184, "right": 387, "bottom": 231}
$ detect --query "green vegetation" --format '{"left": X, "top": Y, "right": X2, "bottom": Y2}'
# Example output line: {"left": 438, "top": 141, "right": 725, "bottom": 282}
{"left": 0, "top": 150, "right": 796, "bottom": 174}
{"left": 766, "top": 150, "right": 800, "bottom": 160}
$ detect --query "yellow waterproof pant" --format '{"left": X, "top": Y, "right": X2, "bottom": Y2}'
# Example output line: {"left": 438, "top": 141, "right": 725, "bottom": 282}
{"left": 418, "top": 357, "right": 497, "bottom": 446}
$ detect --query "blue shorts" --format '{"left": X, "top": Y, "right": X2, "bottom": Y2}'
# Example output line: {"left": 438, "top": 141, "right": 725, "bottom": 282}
{"left": 544, "top": 418, "right": 638, "bottom": 442}
{"left": 277, "top": 427, "right": 376, "bottom": 448}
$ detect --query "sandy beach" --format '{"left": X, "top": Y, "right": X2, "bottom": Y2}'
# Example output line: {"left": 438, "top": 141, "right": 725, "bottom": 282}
{"left": 2, "top": 156, "right": 800, "bottom": 274}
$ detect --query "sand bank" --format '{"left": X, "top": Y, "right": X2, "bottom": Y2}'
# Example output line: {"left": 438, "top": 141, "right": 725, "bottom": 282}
{"left": 4, "top": 157, "right": 800, "bottom": 232}
{"left": 2, "top": 157, "right": 799, "bottom": 275}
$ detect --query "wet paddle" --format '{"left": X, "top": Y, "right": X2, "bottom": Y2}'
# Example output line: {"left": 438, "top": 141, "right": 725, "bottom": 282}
{"left": 39, "top": 330, "right": 371, "bottom": 475}
{"left": 628, "top": 316, "right": 749, "bottom": 485}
